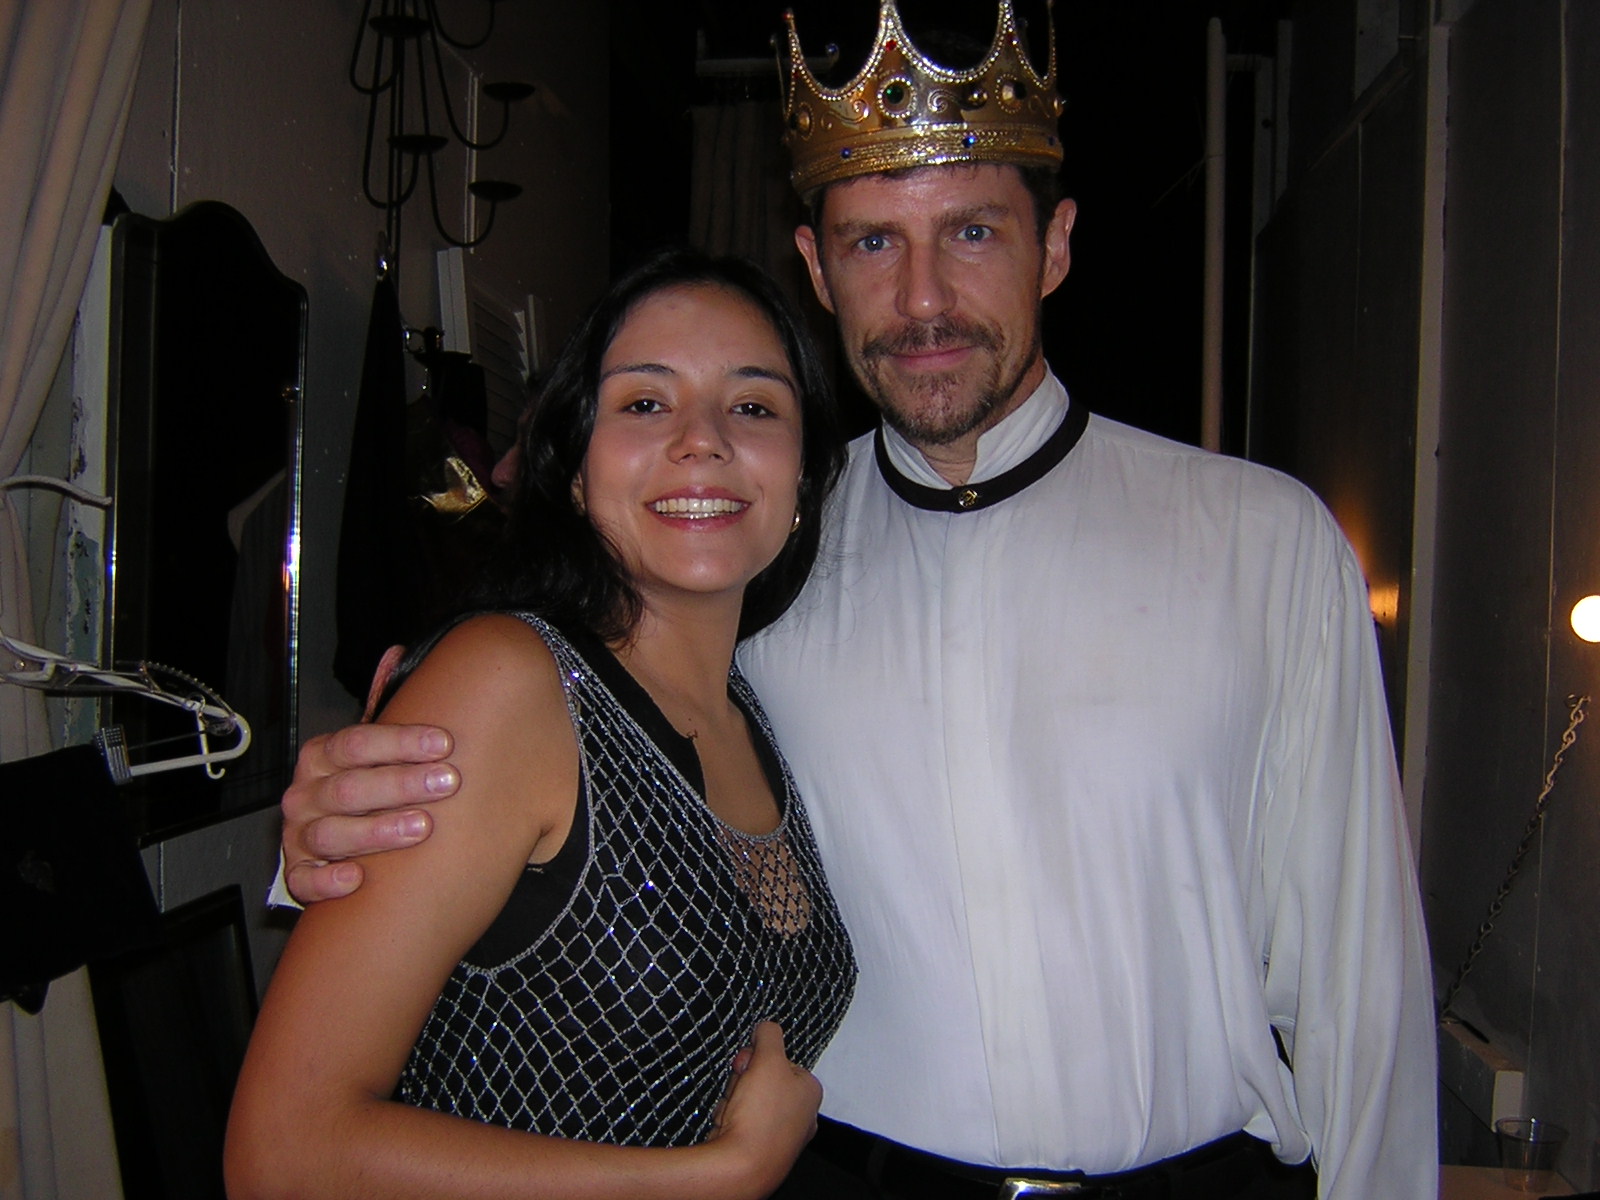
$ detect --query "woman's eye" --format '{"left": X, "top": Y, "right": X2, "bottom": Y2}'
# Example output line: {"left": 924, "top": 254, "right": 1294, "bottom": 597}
{"left": 624, "top": 397, "right": 664, "bottom": 414}
{"left": 732, "top": 400, "right": 776, "bottom": 418}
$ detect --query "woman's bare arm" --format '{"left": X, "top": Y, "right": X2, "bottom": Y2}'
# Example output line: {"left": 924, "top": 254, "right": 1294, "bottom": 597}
{"left": 228, "top": 615, "right": 818, "bottom": 1200}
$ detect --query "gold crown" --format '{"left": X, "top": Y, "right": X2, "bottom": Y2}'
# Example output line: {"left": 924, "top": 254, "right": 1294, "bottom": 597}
{"left": 781, "top": 0, "right": 1064, "bottom": 195}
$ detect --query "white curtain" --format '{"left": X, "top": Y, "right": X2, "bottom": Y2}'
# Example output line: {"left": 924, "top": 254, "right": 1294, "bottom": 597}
{"left": 688, "top": 95, "right": 810, "bottom": 300}
{"left": 0, "top": 1, "right": 155, "bottom": 1196}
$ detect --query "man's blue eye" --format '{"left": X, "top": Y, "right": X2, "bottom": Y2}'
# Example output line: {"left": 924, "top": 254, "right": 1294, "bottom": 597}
{"left": 960, "top": 225, "right": 991, "bottom": 243}
{"left": 858, "top": 234, "right": 889, "bottom": 253}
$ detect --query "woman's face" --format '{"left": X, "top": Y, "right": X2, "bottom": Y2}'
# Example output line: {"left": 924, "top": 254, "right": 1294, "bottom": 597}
{"left": 576, "top": 283, "right": 804, "bottom": 617}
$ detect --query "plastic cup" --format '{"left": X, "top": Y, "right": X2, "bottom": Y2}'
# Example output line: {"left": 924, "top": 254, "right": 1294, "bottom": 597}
{"left": 1495, "top": 1117, "right": 1568, "bottom": 1193}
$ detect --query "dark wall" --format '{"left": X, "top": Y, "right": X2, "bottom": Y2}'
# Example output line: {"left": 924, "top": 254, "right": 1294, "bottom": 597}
{"left": 1251, "top": 44, "right": 1424, "bottom": 744}
{"left": 1544, "top": 3, "right": 1600, "bottom": 1177}
{"left": 1285, "top": 0, "right": 1357, "bottom": 171}
{"left": 1422, "top": 0, "right": 1563, "bottom": 1056}
{"left": 1419, "top": 0, "right": 1600, "bottom": 1180}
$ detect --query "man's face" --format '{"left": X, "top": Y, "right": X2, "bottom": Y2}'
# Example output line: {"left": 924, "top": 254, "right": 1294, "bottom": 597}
{"left": 795, "top": 163, "right": 1074, "bottom": 458}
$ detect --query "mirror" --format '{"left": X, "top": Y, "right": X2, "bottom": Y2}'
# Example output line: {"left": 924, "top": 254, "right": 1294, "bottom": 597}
{"left": 106, "top": 201, "right": 305, "bottom": 843}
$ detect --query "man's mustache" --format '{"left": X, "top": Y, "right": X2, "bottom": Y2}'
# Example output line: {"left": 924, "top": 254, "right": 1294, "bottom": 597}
{"left": 861, "top": 317, "right": 1001, "bottom": 360}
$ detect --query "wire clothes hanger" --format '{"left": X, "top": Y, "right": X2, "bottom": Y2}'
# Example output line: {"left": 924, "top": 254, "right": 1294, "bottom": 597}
{"left": 0, "top": 474, "right": 252, "bottom": 782}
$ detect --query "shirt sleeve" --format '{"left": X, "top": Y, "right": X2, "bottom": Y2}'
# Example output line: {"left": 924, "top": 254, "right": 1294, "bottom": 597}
{"left": 265, "top": 850, "right": 303, "bottom": 910}
{"left": 1257, "top": 510, "right": 1437, "bottom": 1199}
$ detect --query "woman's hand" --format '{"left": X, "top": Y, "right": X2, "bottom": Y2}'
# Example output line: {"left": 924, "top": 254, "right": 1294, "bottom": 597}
{"left": 705, "top": 1022, "right": 821, "bottom": 1197}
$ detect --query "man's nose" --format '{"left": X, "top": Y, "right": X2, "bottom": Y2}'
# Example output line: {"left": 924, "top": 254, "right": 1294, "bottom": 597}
{"left": 897, "top": 241, "right": 956, "bottom": 321}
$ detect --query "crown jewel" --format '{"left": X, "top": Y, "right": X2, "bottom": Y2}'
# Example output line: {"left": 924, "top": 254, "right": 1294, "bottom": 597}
{"left": 781, "top": 0, "right": 1064, "bottom": 194}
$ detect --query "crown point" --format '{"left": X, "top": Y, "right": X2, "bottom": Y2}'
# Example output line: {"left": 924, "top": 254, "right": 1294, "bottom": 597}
{"left": 781, "top": 0, "right": 1064, "bottom": 192}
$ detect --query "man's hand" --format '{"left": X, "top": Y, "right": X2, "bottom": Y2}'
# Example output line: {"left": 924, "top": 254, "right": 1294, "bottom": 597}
{"left": 282, "top": 723, "right": 459, "bottom": 904}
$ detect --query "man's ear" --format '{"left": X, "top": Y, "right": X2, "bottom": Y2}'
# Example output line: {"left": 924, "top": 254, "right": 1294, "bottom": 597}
{"left": 1040, "top": 198, "right": 1077, "bottom": 299}
{"left": 794, "top": 225, "right": 836, "bottom": 314}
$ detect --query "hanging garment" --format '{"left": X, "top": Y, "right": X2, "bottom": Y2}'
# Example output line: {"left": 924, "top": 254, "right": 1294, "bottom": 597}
{"left": 333, "top": 275, "right": 420, "bottom": 699}
{"left": 0, "top": 743, "right": 162, "bottom": 1013}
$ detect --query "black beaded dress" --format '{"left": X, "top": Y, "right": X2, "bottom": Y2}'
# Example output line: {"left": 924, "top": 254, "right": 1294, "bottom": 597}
{"left": 397, "top": 616, "right": 856, "bottom": 1146}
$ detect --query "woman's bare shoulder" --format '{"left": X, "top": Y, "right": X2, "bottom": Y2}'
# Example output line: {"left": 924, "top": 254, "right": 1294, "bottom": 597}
{"left": 373, "top": 614, "right": 580, "bottom": 869}
{"left": 380, "top": 614, "right": 566, "bottom": 729}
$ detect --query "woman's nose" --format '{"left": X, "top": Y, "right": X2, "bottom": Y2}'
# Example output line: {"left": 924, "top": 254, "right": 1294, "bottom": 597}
{"left": 670, "top": 405, "right": 731, "bottom": 460}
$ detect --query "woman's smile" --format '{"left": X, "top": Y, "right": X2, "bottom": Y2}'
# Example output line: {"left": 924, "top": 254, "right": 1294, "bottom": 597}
{"left": 649, "top": 491, "right": 750, "bottom": 520}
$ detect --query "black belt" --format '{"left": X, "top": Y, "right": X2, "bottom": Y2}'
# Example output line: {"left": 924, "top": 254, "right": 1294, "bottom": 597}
{"left": 807, "top": 1118, "right": 1290, "bottom": 1199}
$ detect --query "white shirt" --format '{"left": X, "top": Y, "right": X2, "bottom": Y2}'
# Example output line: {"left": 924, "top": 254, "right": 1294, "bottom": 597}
{"left": 738, "top": 373, "right": 1436, "bottom": 1197}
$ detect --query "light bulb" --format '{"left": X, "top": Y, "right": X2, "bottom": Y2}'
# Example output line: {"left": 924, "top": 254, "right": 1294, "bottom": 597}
{"left": 1571, "top": 595, "right": 1600, "bottom": 643}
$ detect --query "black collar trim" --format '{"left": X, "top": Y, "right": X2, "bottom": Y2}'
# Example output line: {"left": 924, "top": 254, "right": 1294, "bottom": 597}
{"left": 873, "top": 401, "right": 1090, "bottom": 513}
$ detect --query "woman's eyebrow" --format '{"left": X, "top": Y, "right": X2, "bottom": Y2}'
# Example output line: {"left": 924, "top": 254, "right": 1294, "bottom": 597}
{"left": 599, "top": 360, "right": 673, "bottom": 381}
{"left": 600, "top": 361, "right": 796, "bottom": 390}
{"left": 733, "top": 364, "right": 797, "bottom": 390}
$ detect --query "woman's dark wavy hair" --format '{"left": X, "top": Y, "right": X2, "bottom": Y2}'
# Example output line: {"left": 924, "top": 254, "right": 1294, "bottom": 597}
{"left": 472, "top": 246, "right": 844, "bottom": 643}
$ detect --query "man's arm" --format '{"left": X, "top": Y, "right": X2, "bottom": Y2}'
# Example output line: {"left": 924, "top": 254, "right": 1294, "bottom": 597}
{"left": 280, "top": 722, "right": 459, "bottom": 903}
{"left": 1259, "top": 511, "right": 1436, "bottom": 1199}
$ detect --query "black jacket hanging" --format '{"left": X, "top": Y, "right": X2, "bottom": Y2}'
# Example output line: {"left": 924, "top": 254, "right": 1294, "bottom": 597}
{"left": 332, "top": 275, "right": 423, "bottom": 700}
{"left": 0, "top": 743, "right": 162, "bottom": 1013}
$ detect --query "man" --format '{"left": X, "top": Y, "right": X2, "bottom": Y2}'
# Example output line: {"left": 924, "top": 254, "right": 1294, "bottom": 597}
{"left": 280, "top": 3, "right": 1436, "bottom": 1196}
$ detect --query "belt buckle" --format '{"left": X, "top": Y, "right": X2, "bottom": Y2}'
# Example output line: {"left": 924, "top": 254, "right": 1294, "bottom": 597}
{"left": 998, "top": 1178, "right": 1087, "bottom": 1197}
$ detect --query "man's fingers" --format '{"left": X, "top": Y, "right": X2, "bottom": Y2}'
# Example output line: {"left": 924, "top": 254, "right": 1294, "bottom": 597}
{"left": 279, "top": 720, "right": 457, "bottom": 905}
{"left": 298, "top": 808, "right": 435, "bottom": 861}
{"left": 299, "top": 723, "right": 454, "bottom": 778}
{"left": 321, "top": 757, "right": 460, "bottom": 815}
{"left": 285, "top": 755, "right": 459, "bottom": 827}
{"left": 284, "top": 858, "right": 364, "bottom": 905}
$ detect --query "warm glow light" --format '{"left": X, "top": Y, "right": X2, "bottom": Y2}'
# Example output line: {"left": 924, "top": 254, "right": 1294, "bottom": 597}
{"left": 1368, "top": 583, "right": 1400, "bottom": 627}
{"left": 1571, "top": 595, "right": 1600, "bottom": 642}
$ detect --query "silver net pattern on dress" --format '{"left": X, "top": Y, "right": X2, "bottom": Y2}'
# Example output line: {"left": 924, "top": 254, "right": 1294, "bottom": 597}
{"left": 397, "top": 617, "right": 856, "bottom": 1146}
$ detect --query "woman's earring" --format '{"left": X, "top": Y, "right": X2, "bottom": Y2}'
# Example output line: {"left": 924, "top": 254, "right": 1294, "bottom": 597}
{"left": 790, "top": 511, "right": 802, "bottom": 534}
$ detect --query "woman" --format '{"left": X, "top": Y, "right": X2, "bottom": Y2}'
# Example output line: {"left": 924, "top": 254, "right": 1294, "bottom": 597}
{"left": 226, "top": 249, "right": 856, "bottom": 1200}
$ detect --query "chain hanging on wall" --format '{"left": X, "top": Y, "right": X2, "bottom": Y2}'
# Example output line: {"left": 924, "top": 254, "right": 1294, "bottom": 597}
{"left": 1436, "top": 693, "right": 1589, "bottom": 1023}
{"left": 349, "top": 0, "right": 535, "bottom": 268}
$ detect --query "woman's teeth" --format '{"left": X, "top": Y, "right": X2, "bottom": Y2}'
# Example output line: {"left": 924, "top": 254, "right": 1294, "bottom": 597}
{"left": 651, "top": 497, "right": 745, "bottom": 518}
